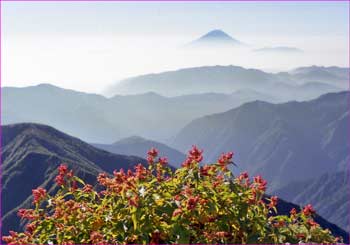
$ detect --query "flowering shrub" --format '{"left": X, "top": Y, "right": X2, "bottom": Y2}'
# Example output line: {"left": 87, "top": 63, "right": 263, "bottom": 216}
{"left": 3, "top": 146, "right": 341, "bottom": 244}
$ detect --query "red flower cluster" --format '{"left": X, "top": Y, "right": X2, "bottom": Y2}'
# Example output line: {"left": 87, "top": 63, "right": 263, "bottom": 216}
{"left": 213, "top": 174, "right": 224, "bottom": 188}
{"left": 147, "top": 147, "right": 158, "bottom": 164}
{"left": 252, "top": 175, "right": 267, "bottom": 191}
{"left": 303, "top": 204, "right": 315, "bottom": 216}
{"left": 268, "top": 196, "right": 278, "bottom": 208}
{"left": 159, "top": 157, "right": 168, "bottom": 166}
{"left": 217, "top": 151, "right": 234, "bottom": 170}
{"left": 128, "top": 195, "right": 139, "bottom": 208}
{"left": 200, "top": 164, "right": 214, "bottom": 176}
{"left": 172, "top": 208, "right": 182, "bottom": 217}
{"left": 187, "top": 196, "right": 200, "bottom": 210}
{"left": 307, "top": 219, "right": 319, "bottom": 227}
{"left": 26, "top": 223, "right": 36, "bottom": 234}
{"left": 32, "top": 187, "right": 46, "bottom": 204}
{"left": 97, "top": 172, "right": 108, "bottom": 186}
{"left": 55, "top": 163, "right": 72, "bottom": 186}
{"left": 237, "top": 171, "right": 250, "bottom": 187}
{"left": 273, "top": 220, "right": 286, "bottom": 228}
{"left": 135, "top": 164, "right": 148, "bottom": 180}
{"left": 182, "top": 145, "right": 203, "bottom": 168}
{"left": 2, "top": 231, "right": 20, "bottom": 244}
{"left": 290, "top": 208, "right": 297, "bottom": 216}
{"left": 18, "top": 209, "right": 37, "bottom": 220}
{"left": 82, "top": 184, "right": 93, "bottom": 193}
{"left": 238, "top": 171, "right": 249, "bottom": 180}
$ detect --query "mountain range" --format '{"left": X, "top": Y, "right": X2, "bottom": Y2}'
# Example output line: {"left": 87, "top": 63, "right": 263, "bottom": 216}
{"left": 105, "top": 65, "right": 346, "bottom": 97}
{"left": 3, "top": 83, "right": 278, "bottom": 143}
{"left": 1, "top": 123, "right": 348, "bottom": 242}
{"left": 172, "top": 91, "right": 349, "bottom": 188}
{"left": 2, "top": 64, "right": 349, "bottom": 236}
{"left": 1, "top": 123, "right": 147, "bottom": 234}
{"left": 4, "top": 65, "right": 346, "bottom": 144}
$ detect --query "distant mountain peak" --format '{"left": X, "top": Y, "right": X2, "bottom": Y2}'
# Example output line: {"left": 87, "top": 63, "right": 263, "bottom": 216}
{"left": 189, "top": 29, "right": 241, "bottom": 47}
{"left": 200, "top": 29, "right": 234, "bottom": 40}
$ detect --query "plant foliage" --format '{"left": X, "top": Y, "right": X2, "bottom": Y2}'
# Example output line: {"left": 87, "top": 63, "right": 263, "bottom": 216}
{"left": 3, "top": 146, "right": 341, "bottom": 244}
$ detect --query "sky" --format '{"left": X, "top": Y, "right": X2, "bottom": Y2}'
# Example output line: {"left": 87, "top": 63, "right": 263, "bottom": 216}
{"left": 2, "top": 1, "right": 349, "bottom": 93}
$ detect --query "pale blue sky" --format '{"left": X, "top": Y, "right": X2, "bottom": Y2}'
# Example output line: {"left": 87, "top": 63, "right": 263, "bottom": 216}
{"left": 3, "top": 2, "right": 349, "bottom": 37}
{"left": 2, "top": 2, "right": 349, "bottom": 93}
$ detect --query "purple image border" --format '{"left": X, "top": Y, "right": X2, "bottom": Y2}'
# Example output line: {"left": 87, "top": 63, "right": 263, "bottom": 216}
{"left": 0, "top": 0, "right": 349, "bottom": 244}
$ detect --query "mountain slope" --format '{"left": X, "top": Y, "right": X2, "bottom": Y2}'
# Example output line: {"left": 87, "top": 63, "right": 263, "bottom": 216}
{"left": 93, "top": 136, "right": 186, "bottom": 168}
{"left": 1, "top": 123, "right": 146, "bottom": 234}
{"left": 172, "top": 91, "right": 350, "bottom": 190}
{"left": 274, "top": 171, "right": 350, "bottom": 232}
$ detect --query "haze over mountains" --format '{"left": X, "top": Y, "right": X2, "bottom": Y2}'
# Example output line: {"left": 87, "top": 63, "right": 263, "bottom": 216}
{"left": 2, "top": 63, "right": 349, "bottom": 236}
{"left": 105, "top": 65, "right": 346, "bottom": 97}
{"left": 4, "top": 65, "right": 346, "bottom": 143}
{"left": 3, "top": 82, "right": 276, "bottom": 143}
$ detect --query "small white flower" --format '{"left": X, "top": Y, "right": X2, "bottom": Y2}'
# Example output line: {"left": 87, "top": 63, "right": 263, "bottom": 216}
{"left": 48, "top": 240, "right": 54, "bottom": 245}
{"left": 123, "top": 224, "right": 128, "bottom": 232}
{"left": 80, "top": 205, "right": 86, "bottom": 212}
{"left": 47, "top": 199, "right": 52, "bottom": 206}
{"left": 105, "top": 212, "right": 112, "bottom": 222}
{"left": 139, "top": 186, "right": 146, "bottom": 197}
{"left": 238, "top": 193, "right": 243, "bottom": 196}
{"left": 175, "top": 200, "right": 181, "bottom": 207}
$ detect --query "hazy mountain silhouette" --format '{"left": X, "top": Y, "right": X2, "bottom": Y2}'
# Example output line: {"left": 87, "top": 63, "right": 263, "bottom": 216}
{"left": 1, "top": 123, "right": 147, "bottom": 234}
{"left": 172, "top": 91, "right": 349, "bottom": 191}
{"left": 3, "top": 84, "right": 276, "bottom": 143}
{"left": 105, "top": 65, "right": 344, "bottom": 97}
{"left": 289, "top": 66, "right": 349, "bottom": 89}
{"left": 93, "top": 136, "right": 186, "bottom": 168}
